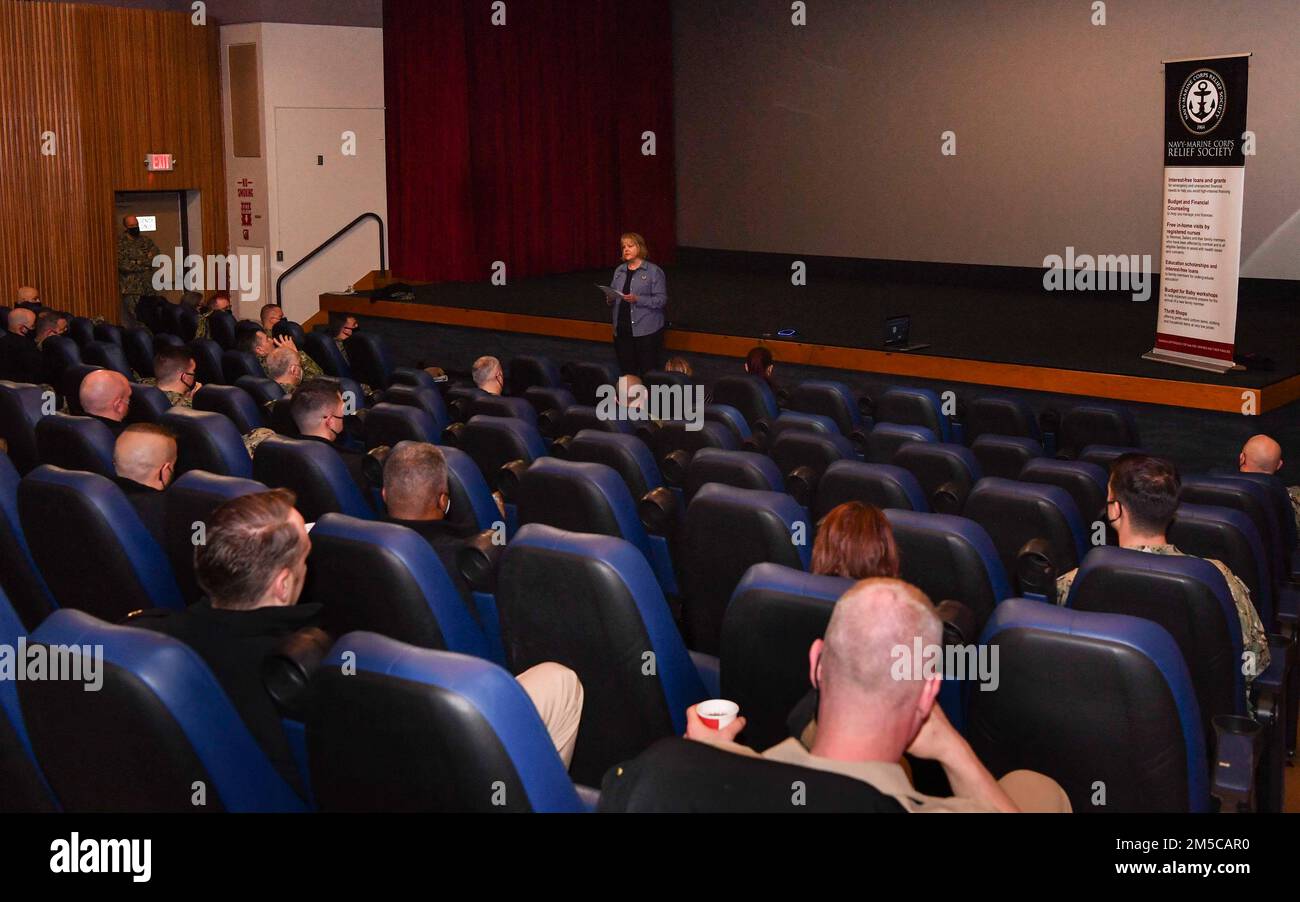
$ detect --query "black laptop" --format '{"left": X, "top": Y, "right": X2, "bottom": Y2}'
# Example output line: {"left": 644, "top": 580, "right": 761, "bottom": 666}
{"left": 884, "top": 314, "right": 930, "bottom": 352}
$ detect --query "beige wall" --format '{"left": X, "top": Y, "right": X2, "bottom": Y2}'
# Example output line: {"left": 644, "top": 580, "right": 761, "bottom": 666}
{"left": 220, "top": 22, "right": 387, "bottom": 323}
{"left": 673, "top": 0, "right": 1300, "bottom": 280}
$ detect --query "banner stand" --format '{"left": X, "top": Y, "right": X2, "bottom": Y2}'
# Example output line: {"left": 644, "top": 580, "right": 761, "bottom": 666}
{"left": 1145, "top": 53, "right": 1251, "bottom": 374}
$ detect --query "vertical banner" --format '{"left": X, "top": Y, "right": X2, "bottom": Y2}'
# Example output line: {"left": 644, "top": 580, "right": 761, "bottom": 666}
{"left": 1144, "top": 54, "right": 1250, "bottom": 374}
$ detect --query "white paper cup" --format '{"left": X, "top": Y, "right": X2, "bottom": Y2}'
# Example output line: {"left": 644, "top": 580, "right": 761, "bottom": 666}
{"left": 697, "top": 699, "right": 740, "bottom": 730}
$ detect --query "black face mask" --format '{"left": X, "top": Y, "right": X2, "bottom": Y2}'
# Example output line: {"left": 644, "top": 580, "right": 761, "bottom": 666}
{"left": 126, "top": 227, "right": 140, "bottom": 237}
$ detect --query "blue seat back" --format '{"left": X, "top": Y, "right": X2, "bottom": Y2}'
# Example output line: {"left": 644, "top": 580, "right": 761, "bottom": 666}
{"left": 877, "top": 387, "right": 950, "bottom": 442}
{"left": 711, "top": 374, "right": 779, "bottom": 428}
{"left": 864, "top": 422, "right": 935, "bottom": 464}
{"left": 193, "top": 384, "right": 266, "bottom": 433}
{"left": 81, "top": 341, "right": 134, "bottom": 380}
{"left": 0, "top": 380, "right": 48, "bottom": 474}
{"left": 787, "top": 380, "right": 865, "bottom": 436}
{"left": 0, "top": 453, "right": 56, "bottom": 629}
{"left": 813, "top": 459, "right": 928, "bottom": 519}
{"left": 252, "top": 436, "right": 373, "bottom": 521}
{"left": 34, "top": 414, "right": 115, "bottom": 477}
{"left": 508, "top": 355, "right": 563, "bottom": 395}
{"left": 364, "top": 402, "right": 442, "bottom": 449}
{"left": 304, "top": 331, "right": 350, "bottom": 379}
{"left": 684, "top": 447, "right": 784, "bottom": 502}
{"left": 126, "top": 383, "right": 171, "bottom": 424}
{"left": 963, "top": 477, "right": 1087, "bottom": 589}
{"left": 164, "top": 470, "right": 268, "bottom": 605}
{"left": 460, "top": 415, "right": 547, "bottom": 483}
{"left": 189, "top": 338, "right": 226, "bottom": 385}
{"left": 566, "top": 429, "right": 664, "bottom": 498}
{"left": 160, "top": 407, "right": 254, "bottom": 479}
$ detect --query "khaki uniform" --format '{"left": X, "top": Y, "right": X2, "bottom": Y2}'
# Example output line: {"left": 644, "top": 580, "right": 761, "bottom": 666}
{"left": 1056, "top": 543, "right": 1271, "bottom": 706}
{"left": 117, "top": 231, "right": 162, "bottom": 326}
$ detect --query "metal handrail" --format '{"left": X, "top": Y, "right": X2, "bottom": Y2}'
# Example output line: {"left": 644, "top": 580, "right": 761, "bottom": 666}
{"left": 274, "top": 212, "right": 386, "bottom": 307}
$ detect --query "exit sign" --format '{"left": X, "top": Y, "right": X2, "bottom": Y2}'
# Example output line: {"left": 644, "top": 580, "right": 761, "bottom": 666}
{"left": 145, "top": 153, "right": 175, "bottom": 172}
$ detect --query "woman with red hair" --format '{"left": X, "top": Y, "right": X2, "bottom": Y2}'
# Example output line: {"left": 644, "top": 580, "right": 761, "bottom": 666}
{"left": 811, "top": 501, "right": 900, "bottom": 580}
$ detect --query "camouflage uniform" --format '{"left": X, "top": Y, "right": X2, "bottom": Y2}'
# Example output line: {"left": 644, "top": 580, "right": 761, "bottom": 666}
{"left": 335, "top": 337, "right": 350, "bottom": 363}
{"left": 194, "top": 311, "right": 214, "bottom": 341}
{"left": 117, "top": 231, "right": 162, "bottom": 327}
{"left": 140, "top": 378, "right": 192, "bottom": 409}
{"left": 1056, "top": 543, "right": 1271, "bottom": 708}
{"left": 243, "top": 427, "right": 277, "bottom": 457}
{"left": 1289, "top": 486, "right": 1300, "bottom": 539}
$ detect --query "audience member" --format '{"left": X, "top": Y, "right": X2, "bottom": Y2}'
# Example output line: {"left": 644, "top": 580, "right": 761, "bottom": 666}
{"left": 1055, "top": 453, "right": 1269, "bottom": 700}
{"left": 194, "top": 291, "right": 231, "bottom": 340}
{"left": 685, "top": 578, "right": 1070, "bottom": 812}
{"left": 260, "top": 304, "right": 284, "bottom": 333}
{"left": 664, "top": 356, "right": 693, "bottom": 377}
{"left": 33, "top": 311, "right": 68, "bottom": 348}
{"left": 290, "top": 378, "right": 369, "bottom": 496}
{"left": 244, "top": 325, "right": 324, "bottom": 381}
{"left": 744, "top": 345, "right": 784, "bottom": 402}
{"left": 333, "top": 315, "right": 358, "bottom": 363}
{"left": 473, "top": 355, "right": 505, "bottom": 395}
{"left": 812, "top": 502, "right": 900, "bottom": 579}
{"left": 265, "top": 346, "right": 302, "bottom": 395}
{"left": 15, "top": 285, "right": 40, "bottom": 308}
{"left": 381, "top": 441, "right": 480, "bottom": 614}
{"left": 79, "top": 369, "right": 131, "bottom": 437}
{"left": 151, "top": 346, "right": 201, "bottom": 407}
{"left": 111, "top": 423, "right": 176, "bottom": 543}
{"left": 0, "top": 307, "right": 43, "bottom": 383}
{"left": 1238, "top": 434, "right": 1300, "bottom": 536}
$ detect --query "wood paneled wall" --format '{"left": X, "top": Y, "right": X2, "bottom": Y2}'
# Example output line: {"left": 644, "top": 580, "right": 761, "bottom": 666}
{"left": 0, "top": 0, "right": 227, "bottom": 321}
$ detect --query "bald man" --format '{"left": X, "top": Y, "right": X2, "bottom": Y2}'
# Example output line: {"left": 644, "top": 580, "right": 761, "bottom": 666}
{"left": 79, "top": 369, "right": 132, "bottom": 437}
{"left": 113, "top": 423, "right": 177, "bottom": 543}
{"left": 1239, "top": 434, "right": 1300, "bottom": 537}
{"left": 117, "top": 214, "right": 161, "bottom": 327}
{"left": 15, "top": 286, "right": 40, "bottom": 308}
{"left": 0, "top": 307, "right": 44, "bottom": 383}
{"left": 684, "top": 578, "right": 1070, "bottom": 813}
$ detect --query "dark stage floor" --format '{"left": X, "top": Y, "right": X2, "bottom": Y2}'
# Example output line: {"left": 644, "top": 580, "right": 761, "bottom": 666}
{"left": 401, "top": 263, "right": 1299, "bottom": 389}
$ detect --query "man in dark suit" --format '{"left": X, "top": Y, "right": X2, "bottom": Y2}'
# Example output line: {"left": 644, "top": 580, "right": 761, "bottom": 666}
{"left": 111, "top": 423, "right": 176, "bottom": 545}
{"left": 79, "top": 369, "right": 131, "bottom": 437}
{"left": 381, "top": 441, "right": 479, "bottom": 613}
{"left": 0, "top": 307, "right": 43, "bottom": 384}
{"left": 133, "top": 489, "right": 318, "bottom": 798}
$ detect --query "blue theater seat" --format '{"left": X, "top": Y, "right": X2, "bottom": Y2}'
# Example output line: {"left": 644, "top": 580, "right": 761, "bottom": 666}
{"left": 516, "top": 457, "right": 676, "bottom": 596}
{"left": 126, "top": 383, "right": 171, "bottom": 425}
{"left": 767, "top": 410, "right": 842, "bottom": 442}
{"left": 1227, "top": 471, "right": 1298, "bottom": 562}
{"left": 1079, "top": 444, "right": 1145, "bottom": 469}
{"left": 236, "top": 374, "right": 284, "bottom": 410}
{"left": 306, "top": 514, "right": 498, "bottom": 663}
{"left": 252, "top": 436, "right": 374, "bottom": 521}
{"left": 864, "top": 422, "right": 935, "bottom": 464}
{"left": 59, "top": 363, "right": 101, "bottom": 415}
{"left": 34, "top": 414, "right": 114, "bottom": 478}
{"left": 884, "top": 509, "right": 1011, "bottom": 632}
{"left": 222, "top": 349, "right": 263, "bottom": 384}
{"left": 1169, "top": 504, "right": 1274, "bottom": 629}
{"left": 445, "top": 384, "right": 488, "bottom": 423}
{"left": 522, "top": 386, "right": 576, "bottom": 438}
{"left": 122, "top": 327, "right": 155, "bottom": 377}
{"left": 497, "top": 524, "right": 709, "bottom": 787}
{"left": 93, "top": 322, "right": 123, "bottom": 347}
{"left": 388, "top": 366, "right": 439, "bottom": 391}
{"left": 721, "top": 563, "right": 852, "bottom": 750}
{"left": 767, "top": 428, "right": 857, "bottom": 507}
{"left": 643, "top": 368, "right": 692, "bottom": 391}
{"left": 964, "top": 395, "right": 1040, "bottom": 443}
{"left": 1181, "top": 475, "right": 1288, "bottom": 591}
{"left": 0, "top": 584, "right": 57, "bottom": 810}
{"left": 176, "top": 305, "right": 199, "bottom": 342}
{"left": 655, "top": 420, "right": 738, "bottom": 487}
{"left": 158, "top": 303, "right": 183, "bottom": 337}
{"left": 0, "top": 454, "right": 55, "bottom": 629}
{"left": 344, "top": 332, "right": 396, "bottom": 388}
{"left": 304, "top": 331, "right": 350, "bottom": 379}
{"left": 458, "top": 416, "right": 547, "bottom": 509}
{"left": 564, "top": 429, "right": 665, "bottom": 500}
{"left": 702, "top": 404, "right": 751, "bottom": 444}
{"left": 812, "top": 459, "right": 928, "bottom": 519}
{"left": 1059, "top": 403, "right": 1140, "bottom": 460}
{"left": 469, "top": 394, "right": 539, "bottom": 427}
{"left": 0, "top": 380, "right": 47, "bottom": 474}
{"left": 787, "top": 380, "right": 870, "bottom": 445}
{"left": 681, "top": 483, "right": 811, "bottom": 655}
{"left": 508, "top": 354, "right": 563, "bottom": 395}
{"left": 710, "top": 374, "right": 779, "bottom": 433}
{"left": 18, "top": 466, "right": 183, "bottom": 620}
{"left": 20, "top": 609, "right": 307, "bottom": 812}
{"left": 1018, "top": 458, "right": 1108, "bottom": 529}
{"left": 363, "top": 402, "right": 442, "bottom": 448}
{"left": 565, "top": 360, "right": 617, "bottom": 408}
{"left": 193, "top": 384, "right": 266, "bottom": 433}
{"left": 969, "top": 600, "right": 1208, "bottom": 813}
{"left": 963, "top": 477, "right": 1087, "bottom": 599}
{"left": 306, "top": 633, "right": 583, "bottom": 812}
{"left": 208, "top": 310, "right": 237, "bottom": 350}
{"left": 441, "top": 445, "right": 503, "bottom": 536}
{"left": 41, "top": 336, "right": 81, "bottom": 387}
{"left": 163, "top": 470, "right": 268, "bottom": 606}
{"left": 81, "top": 341, "right": 134, "bottom": 380}
{"left": 877, "top": 386, "right": 952, "bottom": 442}
{"left": 558, "top": 404, "right": 632, "bottom": 437}
{"left": 160, "top": 407, "right": 254, "bottom": 479}
{"left": 189, "top": 338, "right": 226, "bottom": 385}
{"left": 894, "top": 441, "right": 982, "bottom": 514}
{"left": 67, "top": 316, "right": 94, "bottom": 348}
{"left": 684, "top": 447, "right": 784, "bottom": 503}
{"left": 971, "top": 434, "right": 1043, "bottom": 480}
{"left": 271, "top": 320, "right": 306, "bottom": 348}
{"left": 380, "top": 383, "right": 448, "bottom": 436}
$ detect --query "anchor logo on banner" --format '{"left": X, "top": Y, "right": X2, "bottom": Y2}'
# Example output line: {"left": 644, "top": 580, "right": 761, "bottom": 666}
{"left": 1178, "top": 68, "right": 1226, "bottom": 134}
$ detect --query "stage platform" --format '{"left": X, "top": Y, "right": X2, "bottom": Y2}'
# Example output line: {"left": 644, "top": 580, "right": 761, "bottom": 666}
{"left": 318, "top": 257, "right": 1299, "bottom": 415}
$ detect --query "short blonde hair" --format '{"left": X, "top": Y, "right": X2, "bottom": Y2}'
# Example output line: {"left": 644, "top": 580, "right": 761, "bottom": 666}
{"left": 620, "top": 232, "right": 648, "bottom": 259}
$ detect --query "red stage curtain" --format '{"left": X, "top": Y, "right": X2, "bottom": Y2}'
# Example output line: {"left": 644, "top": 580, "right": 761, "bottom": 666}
{"left": 383, "top": 0, "right": 676, "bottom": 283}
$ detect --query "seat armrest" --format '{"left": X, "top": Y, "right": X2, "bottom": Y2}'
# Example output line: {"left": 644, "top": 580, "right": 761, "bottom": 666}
{"left": 574, "top": 783, "right": 601, "bottom": 812}
{"left": 459, "top": 528, "right": 505, "bottom": 593}
{"left": 1211, "top": 715, "right": 1263, "bottom": 813}
{"left": 935, "top": 600, "right": 978, "bottom": 646}
{"left": 262, "top": 626, "right": 333, "bottom": 718}
{"left": 689, "top": 650, "right": 721, "bottom": 699}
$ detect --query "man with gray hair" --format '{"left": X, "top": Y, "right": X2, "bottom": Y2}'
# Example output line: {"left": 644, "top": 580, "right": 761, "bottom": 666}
{"left": 686, "top": 578, "right": 1069, "bottom": 812}
{"left": 472, "top": 355, "right": 504, "bottom": 395}
{"left": 264, "top": 345, "right": 302, "bottom": 396}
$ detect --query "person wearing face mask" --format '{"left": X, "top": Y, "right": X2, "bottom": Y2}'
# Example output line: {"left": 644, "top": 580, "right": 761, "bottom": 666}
{"left": 0, "top": 308, "right": 44, "bottom": 383}
{"left": 117, "top": 214, "right": 162, "bottom": 327}
{"left": 381, "top": 441, "right": 482, "bottom": 615}
{"left": 149, "top": 346, "right": 202, "bottom": 407}
{"left": 111, "top": 423, "right": 177, "bottom": 545}
{"left": 1054, "top": 453, "right": 1269, "bottom": 705}
{"left": 289, "top": 378, "right": 369, "bottom": 499}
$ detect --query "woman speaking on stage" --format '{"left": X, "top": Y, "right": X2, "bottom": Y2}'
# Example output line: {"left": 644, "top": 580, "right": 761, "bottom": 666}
{"left": 608, "top": 231, "right": 667, "bottom": 376}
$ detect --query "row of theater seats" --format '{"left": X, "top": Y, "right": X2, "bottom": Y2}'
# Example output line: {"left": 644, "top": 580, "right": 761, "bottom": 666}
{"left": 2, "top": 340, "right": 1297, "bottom": 811}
